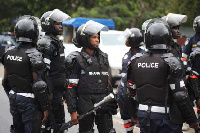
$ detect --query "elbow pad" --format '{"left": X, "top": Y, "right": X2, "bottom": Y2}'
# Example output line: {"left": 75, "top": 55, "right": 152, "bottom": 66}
{"left": 2, "top": 77, "right": 11, "bottom": 96}
{"left": 32, "top": 81, "right": 49, "bottom": 111}
{"left": 174, "top": 91, "right": 197, "bottom": 125}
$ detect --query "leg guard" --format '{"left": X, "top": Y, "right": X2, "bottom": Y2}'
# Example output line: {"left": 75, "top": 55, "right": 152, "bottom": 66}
{"left": 174, "top": 91, "right": 197, "bottom": 125}
{"left": 95, "top": 112, "right": 114, "bottom": 133}
{"left": 51, "top": 93, "right": 65, "bottom": 125}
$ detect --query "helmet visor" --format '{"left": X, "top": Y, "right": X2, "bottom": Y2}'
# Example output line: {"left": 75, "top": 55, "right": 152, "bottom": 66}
{"left": 118, "top": 28, "right": 131, "bottom": 41}
{"left": 166, "top": 13, "right": 187, "bottom": 24}
{"left": 81, "top": 20, "right": 108, "bottom": 35}
{"left": 50, "top": 9, "right": 71, "bottom": 22}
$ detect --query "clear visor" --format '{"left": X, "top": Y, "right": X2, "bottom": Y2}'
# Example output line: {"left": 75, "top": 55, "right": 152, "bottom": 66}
{"left": 166, "top": 13, "right": 187, "bottom": 24}
{"left": 81, "top": 20, "right": 108, "bottom": 35}
{"left": 49, "top": 9, "right": 71, "bottom": 22}
{"left": 118, "top": 28, "right": 132, "bottom": 41}
{"left": 142, "top": 19, "right": 152, "bottom": 30}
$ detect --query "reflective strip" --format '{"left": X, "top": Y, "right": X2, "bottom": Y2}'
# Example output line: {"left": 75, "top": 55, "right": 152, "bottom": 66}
{"left": 123, "top": 119, "right": 132, "bottom": 124}
{"left": 68, "top": 79, "right": 79, "bottom": 84}
{"left": 131, "top": 84, "right": 136, "bottom": 89}
{"left": 190, "top": 75, "right": 198, "bottom": 79}
{"left": 121, "top": 73, "right": 126, "bottom": 77}
{"left": 44, "top": 58, "right": 51, "bottom": 65}
{"left": 183, "top": 61, "right": 187, "bottom": 66}
{"left": 139, "top": 104, "right": 169, "bottom": 113}
{"left": 9, "top": 90, "right": 35, "bottom": 98}
{"left": 182, "top": 53, "right": 188, "bottom": 58}
{"left": 123, "top": 119, "right": 134, "bottom": 131}
{"left": 170, "top": 84, "right": 175, "bottom": 90}
{"left": 120, "top": 80, "right": 124, "bottom": 87}
{"left": 182, "top": 57, "right": 187, "bottom": 61}
{"left": 60, "top": 53, "right": 65, "bottom": 57}
{"left": 180, "top": 80, "right": 185, "bottom": 88}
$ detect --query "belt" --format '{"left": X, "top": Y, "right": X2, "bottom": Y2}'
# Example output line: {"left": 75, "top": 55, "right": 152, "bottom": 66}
{"left": 9, "top": 90, "right": 35, "bottom": 98}
{"left": 139, "top": 104, "right": 169, "bottom": 113}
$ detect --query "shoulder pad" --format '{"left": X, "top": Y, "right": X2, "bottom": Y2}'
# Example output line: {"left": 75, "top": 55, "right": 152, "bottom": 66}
{"left": 99, "top": 50, "right": 108, "bottom": 59}
{"left": 65, "top": 51, "right": 80, "bottom": 68}
{"left": 128, "top": 53, "right": 144, "bottom": 66}
{"left": 190, "top": 47, "right": 200, "bottom": 62}
{"left": 25, "top": 48, "right": 44, "bottom": 72}
{"left": 184, "top": 36, "right": 192, "bottom": 46}
{"left": 5, "top": 46, "right": 16, "bottom": 53}
{"left": 161, "top": 53, "right": 184, "bottom": 78}
{"left": 37, "top": 36, "right": 51, "bottom": 55}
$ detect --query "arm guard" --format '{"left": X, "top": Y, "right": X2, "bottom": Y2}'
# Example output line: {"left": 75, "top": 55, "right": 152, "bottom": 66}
{"left": 2, "top": 77, "right": 11, "bottom": 96}
{"left": 189, "top": 74, "right": 200, "bottom": 99}
{"left": 65, "top": 83, "right": 77, "bottom": 113}
{"left": 32, "top": 81, "right": 49, "bottom": 111}
{"left": 174, "top": 91, "right": 197, "bottom": 125}
{"left": 162, "top": 53, "right": 184, "bottom": 78}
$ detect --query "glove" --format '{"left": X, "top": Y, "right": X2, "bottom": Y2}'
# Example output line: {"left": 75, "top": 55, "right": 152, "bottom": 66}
{"left": 105, "top": 99, "right": 118, "bottom": 115}
{"left": 96, "top": 99, "right": 118, "bottom": 115}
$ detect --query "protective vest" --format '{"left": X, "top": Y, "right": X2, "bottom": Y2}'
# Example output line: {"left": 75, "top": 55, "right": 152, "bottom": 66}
{"left": 76, "top": 50, "right": 109, "bottom": 94}
{"left": 132, "top": 53, "right": 169, "bottom": 106}
{"left": 3, "top": 46, "right": 33, "bottom": 93}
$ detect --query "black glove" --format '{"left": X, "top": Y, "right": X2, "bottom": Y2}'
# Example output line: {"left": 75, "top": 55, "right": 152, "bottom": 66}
{"left": 105, "top": 99, "right": 118, "bottom": 115}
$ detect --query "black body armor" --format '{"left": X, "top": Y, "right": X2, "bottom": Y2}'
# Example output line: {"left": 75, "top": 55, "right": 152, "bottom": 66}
{"left": 76, "top": 50, "right": 109, "bottom": 94}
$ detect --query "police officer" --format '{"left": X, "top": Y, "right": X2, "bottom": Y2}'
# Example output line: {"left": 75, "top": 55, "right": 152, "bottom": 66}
{"left": 65, "top": 20, "right": 117, "bottom": 133}
{"left": 2, "top": 16, "right": 49, "bottom": 133}
{"left": 163, "top": 13, "right": 187, "bottom": 58}
{"left": 37, "top": 9, "right": 71, "bottom": 132}
{"left": 127, "top": 18, "right": 199, "bottom": 133}
{"left": 117, "top": 28, "right": 145, "bottom": 133}
{"left": 182, "top": 16, "right": 200, "bottom": 68}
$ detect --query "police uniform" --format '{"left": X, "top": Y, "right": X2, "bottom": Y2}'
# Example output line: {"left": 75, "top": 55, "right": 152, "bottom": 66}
{"left": 117, "top": 48, "right": 145, "bottom": 132}
{"left": 65, "top": 49, "right": 116, "bottom": 133}
{"left": 126, "top": 20, "right": 198, "bottom": 133}
{"left": 37, "top": 34, "right": 66, "bottom": 127}
{"left": 37, "top": 9, "right": 71, "bottom": 131}
{"left": 182, "top": 33, "right": 200, "bottom": 67}
{"left": 2, "top": 43, "right": 49, "bottom": 133}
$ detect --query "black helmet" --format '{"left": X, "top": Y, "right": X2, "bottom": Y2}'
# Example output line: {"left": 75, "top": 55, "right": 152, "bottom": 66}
{"left": 162, "top": 13, "right": 187, "bottom": 29}
{"left": 74, "top": 20, "right": 108, "bottom": 49}
{"left": 129, "top": 28, "right": 143, "bottom": 47}
{"left": 193, "top": 16, "right": 200, "bottom": 33}
{"left": 41, "top": 9, "right": 71, "bottom": 35}
{"left": 145, "top": 18, "right": 172, "bottom": 50}
{"left": 15, "top": 16, "right": 39, "bottom": 44}
{"left": 119, "top": 28, "right": 144, "bottom": 47}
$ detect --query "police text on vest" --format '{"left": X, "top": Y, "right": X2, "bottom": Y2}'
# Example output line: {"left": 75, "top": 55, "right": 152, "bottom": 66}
{"left": 7, "top": 55, "right": 22, "bottom": 62}
{"left": 138, "top": 63, "right": 159, "bottom": 68}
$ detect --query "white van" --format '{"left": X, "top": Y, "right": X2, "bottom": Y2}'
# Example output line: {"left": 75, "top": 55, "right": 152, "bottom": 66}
{"left": 63, "top": 30, "right": 129, "bottom": 86}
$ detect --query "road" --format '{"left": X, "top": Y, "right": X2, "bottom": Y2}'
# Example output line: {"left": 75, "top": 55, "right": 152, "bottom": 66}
{"left": 0, "top": 63, "right": 195, "bottom": 133}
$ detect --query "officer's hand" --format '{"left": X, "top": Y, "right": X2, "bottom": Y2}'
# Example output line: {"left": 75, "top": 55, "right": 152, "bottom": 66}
{"left": 189, "top": 122, "right": 199, "bottom": 130}
{"left": 42, "top": 110, "right": 49, "bottom": 125}
{"left": 70, "top": 112, "right": 79, "bottom": 125}
{"left": 196, "top": 99, "right": 200, "bottom": 108}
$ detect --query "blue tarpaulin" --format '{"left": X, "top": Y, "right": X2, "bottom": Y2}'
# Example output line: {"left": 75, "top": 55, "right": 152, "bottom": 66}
{"left": 62, "top": 17, "right": 115, "bottom": 30}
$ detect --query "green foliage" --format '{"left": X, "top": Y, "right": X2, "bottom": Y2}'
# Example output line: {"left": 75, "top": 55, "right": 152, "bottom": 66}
{"left": 0, "top": 0, "right": 199, "bottom": 33}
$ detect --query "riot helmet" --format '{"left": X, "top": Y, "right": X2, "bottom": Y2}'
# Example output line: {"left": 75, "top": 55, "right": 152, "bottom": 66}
{"left": 75, "top": 20, "right": 108, "bottom": 49}
{"left": 193, "top": 16, "right": 200, "bottom": 33}
{"left": 119, "top": 28, "right": 144, "bottom": 47}
{"left": 41, "top": 9, "right": 71, "bottom": 35}
{"left": 145, "top": 18, "right": 172, "bottom": 50}
{"left": 162, "top": 13, "right": 187, "bottom": 29}
{"left": 15, "top": 16, "right": 39, "bottom": 44}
